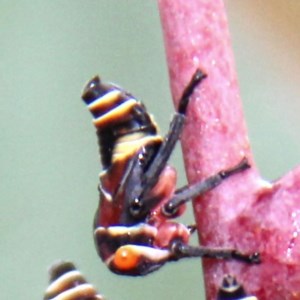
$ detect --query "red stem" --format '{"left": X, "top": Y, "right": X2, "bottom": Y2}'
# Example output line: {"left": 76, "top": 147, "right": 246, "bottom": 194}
{"left": 158, "top": 1, "right": 300, "bottom": 299}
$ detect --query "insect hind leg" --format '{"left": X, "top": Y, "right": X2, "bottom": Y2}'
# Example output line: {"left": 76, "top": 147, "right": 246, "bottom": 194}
{"left": 169, "top": 239, "right": 261, "bottom": 264}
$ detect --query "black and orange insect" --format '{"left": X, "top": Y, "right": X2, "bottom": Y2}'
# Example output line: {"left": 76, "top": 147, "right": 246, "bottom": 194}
{"left": 44, "top": 261, "right": 104, "bottom": 300}
{"left": 217, "top": 274, "right": 258, "bottom": 300}
{"left": 81, "top": 69, "right": 260, "bottom": 276}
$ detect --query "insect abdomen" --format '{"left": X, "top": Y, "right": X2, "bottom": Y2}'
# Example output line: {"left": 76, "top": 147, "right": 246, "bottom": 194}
{"left": 82, "top": 76, "right": 162, "bottom": 169}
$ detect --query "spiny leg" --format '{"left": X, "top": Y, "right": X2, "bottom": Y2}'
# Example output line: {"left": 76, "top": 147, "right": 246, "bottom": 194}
{"left": 141, "top": 69, "right": 207, "bottom": 196}
{"left": 163, "top": 157, "right": 250, "bottom": 216}
{"left": 170, "top": 239, "right": 261, "bottom": 264}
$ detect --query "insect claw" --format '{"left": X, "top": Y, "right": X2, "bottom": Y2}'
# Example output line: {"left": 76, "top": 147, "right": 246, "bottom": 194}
{"left": 232, "top": 250, "right": 261, "bottom": 264}
{"left": 219, "top": 157, "right": 250, "bottom": 179}
{"left": 187, "top": 224, "right": 197, "bottom": 234}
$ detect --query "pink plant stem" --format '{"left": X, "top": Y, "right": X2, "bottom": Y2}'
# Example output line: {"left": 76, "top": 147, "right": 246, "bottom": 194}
{"left": 158, "top": 0, "right": 300, "bottom": 299}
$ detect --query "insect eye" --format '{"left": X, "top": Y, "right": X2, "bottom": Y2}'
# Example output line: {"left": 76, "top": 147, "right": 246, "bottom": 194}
{"left": 129, "top": 198, "right": 144, "bottom": 217}
{"left": 162, "top": 201, "right": 179, "bottom": 217}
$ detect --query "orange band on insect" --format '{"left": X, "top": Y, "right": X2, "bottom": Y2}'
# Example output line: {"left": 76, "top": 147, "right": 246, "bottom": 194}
{"left": 113, "top": 246, "right": 140, "bottom": 271}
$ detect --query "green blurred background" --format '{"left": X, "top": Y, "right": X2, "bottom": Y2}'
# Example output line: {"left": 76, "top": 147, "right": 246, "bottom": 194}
{"left": 1, "top": 1, "right": 300, "bottom": 299}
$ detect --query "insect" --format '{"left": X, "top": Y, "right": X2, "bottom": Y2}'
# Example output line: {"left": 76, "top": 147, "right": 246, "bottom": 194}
{"left": 44, "top": 263, "right": 257, "bottom": 300}
{"left": 81, "top": 69, "right": 260, "bottom": 276}
{"left": 217, "top": 274, "right": 258, "bottom": 300}
{"left": 44, "top": 261, "right": 104, "bottom": 300}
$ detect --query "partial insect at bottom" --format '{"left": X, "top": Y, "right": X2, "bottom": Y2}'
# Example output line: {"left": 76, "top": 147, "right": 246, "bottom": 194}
{"left": 44, "top": 261, "right": 104, "bottom": 300}
{"left": 217, "top": 274, "right": 258, "bottom": 300}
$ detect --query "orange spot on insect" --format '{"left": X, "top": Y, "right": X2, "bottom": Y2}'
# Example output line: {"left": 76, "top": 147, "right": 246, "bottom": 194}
{"left": 113, "top": 246, "right": 139, "bottom": 270}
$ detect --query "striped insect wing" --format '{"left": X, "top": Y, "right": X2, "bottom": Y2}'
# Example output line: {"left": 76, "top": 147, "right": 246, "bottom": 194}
{"left": 217, "top": 275, "right": 258, "bottom": 300}
{"left": 44, "top": 261, "right": 104, "bottom": 300}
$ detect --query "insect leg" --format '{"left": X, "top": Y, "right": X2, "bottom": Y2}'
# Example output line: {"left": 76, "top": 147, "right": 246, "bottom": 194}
{"left": 170, "top": 239, "right": 261, "bottom": 264}
{"left": 141, "top": 69, "right": 207, "bottom": 195}
{"left": 163, "top": 158, "right": 250, "bottom": 216}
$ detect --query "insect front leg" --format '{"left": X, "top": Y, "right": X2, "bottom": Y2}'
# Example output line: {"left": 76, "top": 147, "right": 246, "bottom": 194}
{"left": 141, "top": 69, "right": 207, "bottom": 196}
{"left": 124, "top": 69, "right": 207, "bottom": 220}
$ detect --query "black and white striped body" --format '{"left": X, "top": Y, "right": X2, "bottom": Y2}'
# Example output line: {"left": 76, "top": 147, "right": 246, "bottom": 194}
{"left": 82, "top": 76, "right": 162, "bottom": 171}
{"left": 44, "top": 261, "right": 104, "bottom": 300}
{"left": 82, "top": 75, "right": 175, "bottom": 275}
